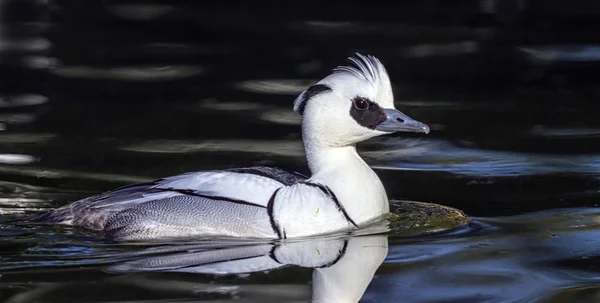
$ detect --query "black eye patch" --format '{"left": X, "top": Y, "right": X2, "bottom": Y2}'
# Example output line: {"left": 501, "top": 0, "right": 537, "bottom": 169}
{"left": 349, "top": 97, "right": 386, "bottom": 129}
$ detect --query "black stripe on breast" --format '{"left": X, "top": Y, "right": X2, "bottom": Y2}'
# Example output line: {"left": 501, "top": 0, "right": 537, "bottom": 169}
{"left": 227, "top": 166, "right": 307, "bottom": 186}
{"left": 300, "top": 181, "right": 358, "bottom": 227}
{"left": 155, "top": 188, "right": 267, "bottom": 208}
{"left": 267, "top": 188, "right": 285, "bottom": 239}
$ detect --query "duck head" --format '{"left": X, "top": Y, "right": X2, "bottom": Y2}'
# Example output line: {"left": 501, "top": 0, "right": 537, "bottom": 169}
{"left": 294, "top": 53, "right": 429, "bottom": 147}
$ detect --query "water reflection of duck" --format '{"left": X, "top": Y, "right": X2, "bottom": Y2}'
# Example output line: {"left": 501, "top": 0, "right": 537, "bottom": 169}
{"left": 106, "top": 232, "right": 389, "bottom": 303}
{"left": 31, "top": 54, "right": 430, "bottom": 241}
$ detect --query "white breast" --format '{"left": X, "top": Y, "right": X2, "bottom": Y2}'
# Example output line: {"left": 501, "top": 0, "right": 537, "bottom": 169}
{"left": 317, "top": 166, "right": 389, "bottom": 226}
{"left": 272, "top": 182, "right": 355, "bottom": 238}
{"left": 302, "top": 145, "right": 390, "bottom": 229}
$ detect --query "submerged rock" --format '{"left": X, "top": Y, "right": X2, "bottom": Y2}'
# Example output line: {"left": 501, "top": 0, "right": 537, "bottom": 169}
{"left": 387, "top": 200, "right": 470, "bottom": 236}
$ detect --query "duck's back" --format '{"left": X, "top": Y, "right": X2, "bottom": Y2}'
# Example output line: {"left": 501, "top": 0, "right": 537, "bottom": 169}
{"left": 32, "top": 166, "right": 307, "bottom": 240}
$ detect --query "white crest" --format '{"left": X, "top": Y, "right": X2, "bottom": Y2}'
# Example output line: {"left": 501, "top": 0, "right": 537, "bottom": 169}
{"left": 293, "top": 53, "right": 393, "bottom": 114}
{"left": 332, "top": 53, "right": 389, "bottom": 87}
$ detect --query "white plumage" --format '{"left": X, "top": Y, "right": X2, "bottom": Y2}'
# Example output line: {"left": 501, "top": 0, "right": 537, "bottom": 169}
{"left": 32, "top": 53, "right": 430, "bottom": 241}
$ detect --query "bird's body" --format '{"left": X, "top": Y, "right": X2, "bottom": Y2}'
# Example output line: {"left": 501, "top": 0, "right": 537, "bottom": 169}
{"left": 33, "top": 54, "right": 430, "bottom": 241}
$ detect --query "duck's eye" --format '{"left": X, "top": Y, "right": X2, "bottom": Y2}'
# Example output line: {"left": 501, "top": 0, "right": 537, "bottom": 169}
{"left": 353, "top": 97, "right": 370, "bottom": 110}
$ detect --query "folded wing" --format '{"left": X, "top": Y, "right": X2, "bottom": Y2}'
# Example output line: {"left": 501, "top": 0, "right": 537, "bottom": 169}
{"left": 32, "top": 166, "right": 307, "bottom": 233}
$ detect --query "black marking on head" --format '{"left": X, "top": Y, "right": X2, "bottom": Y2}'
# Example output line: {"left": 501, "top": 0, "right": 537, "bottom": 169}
{"left": 267, "top": 188, "right": 284, "bottom": 239}
{"left": 349, "top": 96, "right": 386, "bottom": 130}
{"left": 226, "top": 166, "right": 307, "bottom": 186}
{"left": 300, "top": 181, "right": 358, "bottom": 227}
{"left": 296, "top": 84, "right": 332, "bottom": 116}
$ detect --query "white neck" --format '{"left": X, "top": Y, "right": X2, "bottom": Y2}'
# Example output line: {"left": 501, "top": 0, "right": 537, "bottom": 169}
{"left": 302, "top": 130, "right": 390, "bottom": 226}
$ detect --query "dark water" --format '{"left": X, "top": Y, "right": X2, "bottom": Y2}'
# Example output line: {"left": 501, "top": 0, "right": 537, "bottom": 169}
{"left": 1, "top": 1, "right": 600, "bottom": 302}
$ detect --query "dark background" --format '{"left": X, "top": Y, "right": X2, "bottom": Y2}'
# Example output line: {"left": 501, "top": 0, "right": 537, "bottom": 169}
{"left": 3, "top": 2, "right": 600, "bottom": 303}
{"left": 1, "top": 0, "right": 600, "bottom": 217}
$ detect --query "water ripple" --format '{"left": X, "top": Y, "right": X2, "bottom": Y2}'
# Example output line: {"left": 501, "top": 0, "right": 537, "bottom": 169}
{"left": 50, "top": 65, "right": 205, "bottom": 81}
